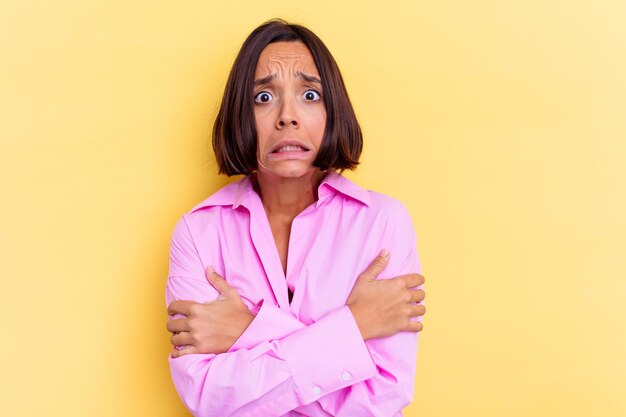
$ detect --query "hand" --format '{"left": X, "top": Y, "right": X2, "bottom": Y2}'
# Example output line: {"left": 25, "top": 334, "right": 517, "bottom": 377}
{"left": 347, "top": 250, "right": 426, "bottom": 340}
{"left": 166, "top": 266, "right": 255, "bottom": 358}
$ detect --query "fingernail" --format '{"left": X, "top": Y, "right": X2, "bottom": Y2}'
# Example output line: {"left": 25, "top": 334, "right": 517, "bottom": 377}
{"left": 206, "top": 265, "right": 215, "bottom": 274}
{"left": 380, "top": 249, "right": 389, "bottom": 258}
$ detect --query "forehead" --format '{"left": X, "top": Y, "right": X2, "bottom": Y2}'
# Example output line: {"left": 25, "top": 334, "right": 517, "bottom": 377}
{"left": 255, "top": 41, "right": 319, "bottom": 76}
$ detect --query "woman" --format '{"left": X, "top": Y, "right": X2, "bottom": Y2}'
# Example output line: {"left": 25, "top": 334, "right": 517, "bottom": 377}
{"left": 166, "top": 19, "right": 426, "bottom": 417}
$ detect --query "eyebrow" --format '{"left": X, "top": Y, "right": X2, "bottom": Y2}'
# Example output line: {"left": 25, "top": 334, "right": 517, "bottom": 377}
{"left": 254, "top": 71, "right": 322, "bottom": 86}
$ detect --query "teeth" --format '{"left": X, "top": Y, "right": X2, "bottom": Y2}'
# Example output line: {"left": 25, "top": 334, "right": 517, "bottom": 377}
{"left": 275, "top": 145, "right": 305, "bottom": 153}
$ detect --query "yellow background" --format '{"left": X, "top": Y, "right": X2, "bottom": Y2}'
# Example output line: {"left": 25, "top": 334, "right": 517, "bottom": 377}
{"left": 1, "top": 1, "right": 624, "bottom": 416}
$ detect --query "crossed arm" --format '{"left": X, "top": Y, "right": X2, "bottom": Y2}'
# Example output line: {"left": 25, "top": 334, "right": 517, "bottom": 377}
{"left": 165, "top": 214, "right": 425, "bottom": 416}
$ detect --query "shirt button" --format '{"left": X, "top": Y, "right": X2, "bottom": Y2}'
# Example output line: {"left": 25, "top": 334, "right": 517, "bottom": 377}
{"left": 341, "top": 372, "right": 351, "bottom": 381}
{"left": 312, "top": 386, "right": 321, "bottom": 395}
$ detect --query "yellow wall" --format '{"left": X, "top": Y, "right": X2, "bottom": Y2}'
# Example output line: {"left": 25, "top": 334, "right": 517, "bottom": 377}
{"left": 1, "top": 1, "right": 624, "bottom": 416}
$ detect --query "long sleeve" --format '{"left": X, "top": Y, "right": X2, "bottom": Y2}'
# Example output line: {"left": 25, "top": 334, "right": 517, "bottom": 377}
{"left": 166, "top": 197, "right": 423, "bottom": 416}
{"left": 225, "top": 203, "right": 422, "bottom": 417}
{"left": 167, "top": 217, "right": 378, "bottom": 417}
{"left": 312, "top": 205, "right": 422, "bottom": 416}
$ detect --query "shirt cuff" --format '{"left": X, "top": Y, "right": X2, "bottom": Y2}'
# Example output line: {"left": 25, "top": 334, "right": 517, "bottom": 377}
{"left": 279, "top": 305, "right": 377, "bottom": 404}
{"left": 230, "top": 300, "right": 305, "bottom": 352}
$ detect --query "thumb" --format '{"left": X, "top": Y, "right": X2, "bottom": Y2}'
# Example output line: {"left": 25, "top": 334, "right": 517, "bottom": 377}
{"left": 205, "top": 266, "right": 233, "bottom": 297}
{"left": 358, "top": 249, "right": 390, "bottom": 281}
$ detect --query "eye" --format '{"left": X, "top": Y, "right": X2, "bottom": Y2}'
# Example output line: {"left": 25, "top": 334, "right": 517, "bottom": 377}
{"left": 254, "top": 91, "right": 273, "bottom": 103}
{"left": 303, "top": 90, "right": 321, "bottom": 102}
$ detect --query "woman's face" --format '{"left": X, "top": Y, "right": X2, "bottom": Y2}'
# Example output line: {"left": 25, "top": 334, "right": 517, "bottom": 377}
{"left": 253, "top": 41, "right": 326, "bottom": 179}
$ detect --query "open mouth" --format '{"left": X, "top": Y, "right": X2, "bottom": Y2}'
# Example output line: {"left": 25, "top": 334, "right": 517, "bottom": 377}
{"left": 271, "top": 145, "right": 309, "bottom": 153}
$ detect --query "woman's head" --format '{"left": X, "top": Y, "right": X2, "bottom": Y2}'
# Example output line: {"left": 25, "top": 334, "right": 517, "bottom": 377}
{"left": 213, "top": 19, "right": 363, "bottom": 176}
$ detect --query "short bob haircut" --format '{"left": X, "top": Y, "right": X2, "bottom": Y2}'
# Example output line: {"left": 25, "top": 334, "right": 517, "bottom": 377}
{"left": 213, "top": 19, "right": 363, "bottom": 176}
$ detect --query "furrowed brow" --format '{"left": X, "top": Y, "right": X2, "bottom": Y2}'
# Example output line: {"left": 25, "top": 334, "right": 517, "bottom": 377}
{"left": 297, "top": 71, "right": 322, "bottom": 85}
{"left": 254, "top": 74, "right": 276, "bottom": 86}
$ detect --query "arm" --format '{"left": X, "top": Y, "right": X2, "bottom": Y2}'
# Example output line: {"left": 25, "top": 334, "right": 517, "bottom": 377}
{"left": 167, "top": 279, "right": 377, "bottom": 417}
{"left": 166, "top": 217, "right": 378, "bottom": 417}
{"left": 232, "top": 204, "right": 423, "bottom": 417}
{"left": 167, "top": 204, "right": 424, "bottom": 417}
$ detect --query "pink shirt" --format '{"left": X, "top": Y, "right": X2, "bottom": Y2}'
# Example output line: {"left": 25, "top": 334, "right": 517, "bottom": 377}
{"left": 166, "top": 171, "right": 423, "bottom": 417}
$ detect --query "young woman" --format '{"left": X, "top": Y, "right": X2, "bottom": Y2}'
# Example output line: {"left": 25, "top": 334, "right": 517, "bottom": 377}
{"left": 166, "top": 19, "right": 426, "bottom": 417}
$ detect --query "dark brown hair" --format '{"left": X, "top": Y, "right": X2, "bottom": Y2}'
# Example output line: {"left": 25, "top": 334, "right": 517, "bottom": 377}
{"left": 213, "top": 19, "right": 363, "bottom": 176}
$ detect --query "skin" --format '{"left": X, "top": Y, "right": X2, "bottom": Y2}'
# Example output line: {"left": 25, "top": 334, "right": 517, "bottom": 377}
{"left": 252, "top": 41, "right": 327, "bottom": 274}
{"left": 167, "top": 42, "right": 426, "bottom": 357}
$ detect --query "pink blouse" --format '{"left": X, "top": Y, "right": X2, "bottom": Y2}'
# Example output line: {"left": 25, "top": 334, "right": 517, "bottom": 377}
{"left": 166, "top": 171, "right": 423, "bottom": 416}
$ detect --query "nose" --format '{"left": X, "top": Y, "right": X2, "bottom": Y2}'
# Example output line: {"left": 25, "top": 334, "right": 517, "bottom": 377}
{"left": 275, "top": 96, "right": 299, "bottom": 129}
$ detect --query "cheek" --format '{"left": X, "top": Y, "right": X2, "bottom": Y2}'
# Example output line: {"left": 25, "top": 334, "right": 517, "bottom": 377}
{"left": 254, "top": 114, "right": 271, "bottom": 146}
{"left": 313, "top": 111, "right": 327, "bottom": 138}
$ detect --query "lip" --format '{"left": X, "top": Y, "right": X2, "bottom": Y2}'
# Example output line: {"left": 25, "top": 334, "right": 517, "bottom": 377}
{"left": 267, "top": 139, "right": 312, "bottom": 157}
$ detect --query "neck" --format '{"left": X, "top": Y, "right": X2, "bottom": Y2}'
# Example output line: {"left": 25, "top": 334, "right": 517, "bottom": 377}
{"left": 254, "top": 169, "right": 326, "bottom": 220}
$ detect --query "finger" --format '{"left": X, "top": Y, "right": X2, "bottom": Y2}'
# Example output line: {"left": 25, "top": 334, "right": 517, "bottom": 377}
{"left": 410, "top": 289, "right": 426, "bottom": 303}
{"left": 167, "top": 300, "right": 196, "bottom": 316}
{"left": 359, "top": 250, "right": 390, "bottom": 281}
{"left": 171, "top": 345, "right": 198, "bottom": 358}
{"left": 166, "top": 317, "right": 190, "bottom": 333}
{"left": 170, "top": 331, "right": 193, "bottom": 346}
{"left": 205, "top": 266, "right": 234, "bottom": 296}
{"left": 408, "top": 304, "right": 426, "bottom": 318}
{"left": 402, "top": 273, "right": 425, "bottom": 288}
{"left": 407, "top": 321, "right": 424, "bottom": 333}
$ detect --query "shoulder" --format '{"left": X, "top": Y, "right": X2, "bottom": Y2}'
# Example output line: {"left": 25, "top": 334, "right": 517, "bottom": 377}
{"left": 329, "top": 174, "right": 416, "bottom": 241}
{"left": 365, "top": 190, "right": 416, "bottom": 242}
{"left": 183, "top": 177, "right": 252, "bottom": 221}
{"left": 326, "top": 172, "right": 410, "bottom": 216}
{"left": 188, "top": 177, "right": 248, "bottom": 214}
{"left": 177, "top": 177, "right": 250, "bottom": 232}
{"left": 342, "top": 174, "right": 413, "bottom": 223}
{"left": 365, "top": 189, "right": 410, "bottom": 215}
{"left": 352, "top": 188, "right": 420, "bottom": 276}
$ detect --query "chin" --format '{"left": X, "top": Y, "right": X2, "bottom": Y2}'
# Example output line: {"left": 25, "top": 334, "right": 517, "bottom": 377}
{"left": 260, "top": 161, "right": 317, "bottom": 179}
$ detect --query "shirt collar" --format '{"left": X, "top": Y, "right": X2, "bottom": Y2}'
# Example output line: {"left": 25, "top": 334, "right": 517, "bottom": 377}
{"left": 316, "top": 171, "right": 370, "bottom": 207}
{"left": 189, "top": 170, "right": 370, "bottom": 213}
